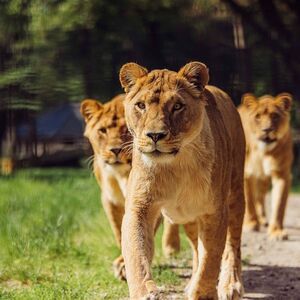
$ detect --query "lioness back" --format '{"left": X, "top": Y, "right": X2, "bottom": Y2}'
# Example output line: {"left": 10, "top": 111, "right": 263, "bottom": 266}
{"left": 205, "top": 85, "right": 245, "bottom": 164}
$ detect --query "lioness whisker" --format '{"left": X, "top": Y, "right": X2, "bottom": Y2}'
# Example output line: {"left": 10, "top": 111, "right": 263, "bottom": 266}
{"left": 85, "top": 155, "right": 95, "bottom": 170}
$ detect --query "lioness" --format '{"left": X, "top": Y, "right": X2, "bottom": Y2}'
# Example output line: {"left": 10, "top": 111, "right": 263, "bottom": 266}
{"left": 119, "top": 62, "right": 245, "bottom": 299}
{"left": 81, "top": 94, "right": 131, "bottom": 280}
{"left": 80, "top": 94, "right": 180, "bottom": 280}
{"left": 238, "top": 93, "right": 293, "bottom": 240}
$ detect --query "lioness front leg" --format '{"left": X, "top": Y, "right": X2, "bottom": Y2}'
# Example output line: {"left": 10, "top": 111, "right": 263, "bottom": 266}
{"left": 122, "top": 201, "right": 161, "bottom": 299}
{"left": 183, "top": 222, "right": 198, "bottom": 294}
{"left": 186, "top": 211, "right": 227, "bottom": 300}
{"left": 243, "top": 177, "right": 259, "bottom": 231}
{"left": 162, "top": 219, "right": 180, "bottom": 257}
{"left": 102, "top": 199, "right": 126, "bottom": 280}
{"left": 218, "top": 187, "right": 244, "bottom": 300}
{"left": 254, "top": 178, "right": 270, "bottom": 227}
{"left": 268, "top": 175, "right": 290, "bottom": 240}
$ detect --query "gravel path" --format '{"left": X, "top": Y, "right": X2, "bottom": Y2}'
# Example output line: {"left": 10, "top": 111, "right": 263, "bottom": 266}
{"left": 242, "top": 194, "right": 300, "bottom": 300}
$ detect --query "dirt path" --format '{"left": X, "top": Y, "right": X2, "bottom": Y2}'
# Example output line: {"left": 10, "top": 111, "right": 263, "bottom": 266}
{"left": 242, "top": 194, "right": 300, "bottom": 299}
{"left": 163, "top": 194, "right": 300, "bottom": 300}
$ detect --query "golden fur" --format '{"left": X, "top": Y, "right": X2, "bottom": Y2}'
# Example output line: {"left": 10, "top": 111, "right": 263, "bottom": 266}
{"left": 80, "top": 94, "right": 180, "bottom": 280}
{"left": 119, "top": 62, "right": 245, "bottom": 299}
{"left": 238, "top": 93, "right": 293, "bottom": 240}
{"left": 81, "top": 94, "right": 131, "bottom": 280}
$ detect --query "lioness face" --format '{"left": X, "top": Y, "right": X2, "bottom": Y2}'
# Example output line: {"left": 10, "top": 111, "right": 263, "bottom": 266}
{"left": 80, "top": 97, "right": 132, "bottom": 166}
{"left": 242, "top": 93, "right": 292, "bottom": 145}
{"left": 119, "top": 62, "right": 209, "bottom": 163}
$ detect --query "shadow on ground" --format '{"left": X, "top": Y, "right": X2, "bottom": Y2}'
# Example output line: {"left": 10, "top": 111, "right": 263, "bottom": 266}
{"left": 243, "top": 264, "right": 300, "bottom": 299}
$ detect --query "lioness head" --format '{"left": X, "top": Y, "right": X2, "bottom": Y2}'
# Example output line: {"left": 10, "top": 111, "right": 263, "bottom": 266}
{"left": 80, "top": 95, "right": 132, "bottom": 166}
{"left": 241, "top": 93, "right": 292, "bottom": 145}
{"left": 119, "top": 62, "right": 209, "bottom": 163}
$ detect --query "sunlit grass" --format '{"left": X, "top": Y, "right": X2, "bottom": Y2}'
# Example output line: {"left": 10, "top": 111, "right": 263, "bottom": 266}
{"left": 292, "top": 181, "right": 300, "bottom": 193}
{"left": 0, "top": 168, "right": 190, "bottom": 299}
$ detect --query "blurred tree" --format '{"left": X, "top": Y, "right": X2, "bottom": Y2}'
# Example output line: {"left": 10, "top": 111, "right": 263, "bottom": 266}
{"left": 221, "top": 0, "right": 300, "bottom": 99}
{"left": 0, "top": 0, "right": 36, "bottom": 110}
{"left": 1, "top": 0, "right": 237, "bottom": 109}
{"left": 1, "top": 0, "right": 299, "bottom": 109}
{"left": 0, "top": 0, "right": 33, "bottom": 165}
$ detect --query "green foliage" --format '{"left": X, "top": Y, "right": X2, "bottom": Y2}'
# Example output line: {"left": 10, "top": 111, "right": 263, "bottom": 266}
{"left": 0, "top": 168, "right": 125, "bottom": 298}
{"left": 0, "top": 0, "right": 236, "bottom": 110}
{"left": 1, "top": 0, "right": 299, "bottom": 114}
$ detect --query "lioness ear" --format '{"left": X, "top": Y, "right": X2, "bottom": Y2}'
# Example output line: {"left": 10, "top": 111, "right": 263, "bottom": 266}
{"left": 119, "top": 63, "right": 148, "bottom": 93}
{"left": 80, "top": 99, "right": 102, "bottom": 122}
{"left": 275, "top": 93, "right": 293, "bottom": 111}
{"left": 242, "top": 93, "right": 257, "bottom": 109}
{"left": 178, "top": 61, "right": 209, "bottom": 91}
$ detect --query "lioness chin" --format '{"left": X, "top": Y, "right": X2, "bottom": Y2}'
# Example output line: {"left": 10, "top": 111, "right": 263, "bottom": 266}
{"left": 80, "top": 94, "right": 180, "bottom": 280}
{"left": 119, "top": 62, "right": 245, "bottom": 299}
{"left": 238, "top": 93, "right": 293, "bottom": 240}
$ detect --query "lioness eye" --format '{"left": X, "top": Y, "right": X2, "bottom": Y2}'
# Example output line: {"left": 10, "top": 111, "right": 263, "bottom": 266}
{"left": 173, "top": 103, "right": 184, "bottom": 111}
{"left": 99, "top": 127, "right": 107, "bottom": 134}
{"left": 255, "top": 113, "right": 261, "bottom": 120}
{"left": 136, "top": 102, "right": 146, "bottom": 110}
{"left": 271, "top": 113, "right": 280, "bottom": 120}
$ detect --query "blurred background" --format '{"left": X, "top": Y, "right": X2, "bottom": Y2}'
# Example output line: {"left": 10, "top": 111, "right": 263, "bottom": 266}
{"left": 0, "top": 0, "right": 299, "bottom": 177}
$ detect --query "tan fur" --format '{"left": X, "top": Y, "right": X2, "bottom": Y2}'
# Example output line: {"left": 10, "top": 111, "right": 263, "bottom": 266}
{"left": 119, "top": 62, "right": 245, "bottom": 299}
{"left": 81, "top": 94, "right": 131, "bottom": 280}
{"left": 238, "top": 93, "right": 293, "bottom": 240}
{"left": 80, "top": 94, "right": 180, "bottom": 280}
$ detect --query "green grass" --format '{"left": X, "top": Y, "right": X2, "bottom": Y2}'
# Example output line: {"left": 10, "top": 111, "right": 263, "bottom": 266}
{"left": 292, "top": 182, "right": 300, "bottom": 193}
{"left": 0, "top": 168, "right": 190, "bottom": 299}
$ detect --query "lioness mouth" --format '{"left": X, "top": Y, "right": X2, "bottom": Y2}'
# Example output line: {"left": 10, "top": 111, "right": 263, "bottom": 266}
{"left": 145, "top": 149, "right": 179, "bottom": 156}
{"left": 106, "top": 161, "right": 123, "bottom": 165}
{"left": 260, "top": 136, "right": 277, "bottom": 144}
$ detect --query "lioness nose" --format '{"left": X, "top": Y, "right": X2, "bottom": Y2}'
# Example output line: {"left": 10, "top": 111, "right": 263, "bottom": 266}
{"left": 110, "top": 148, "right": 122, "bottom": 156}
{"left": 262, "top": 128, "right": 273, "bottom": 133}
{"left": 146, "top": 131, "right": 167, "bottom": 142}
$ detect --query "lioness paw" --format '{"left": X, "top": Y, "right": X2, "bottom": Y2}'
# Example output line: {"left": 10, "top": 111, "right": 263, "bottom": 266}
{"left": 243, "top": 221, "right": 259, "bottom": 232}
{"left": 189, "top": 294, "right": 217, "bottom": 300}
{"left": 268, "top": 228, "right": 288, "bottom": 241}
{"left": 218, "top": 281, "right": 244, "bottom": 300}
{"left": 140, "top": 291, "right": 164, "bottom": 300}
{"left": 162, "top": 245, "right": 180, "bottom": 258}
{"left": 113, "top": 256, "right": 126, "bottom": 281}
{"left": 258, "top": 217, "right": 268, "bottom": 227}
{"left": 141, "top": 282, "right": 164, "bottom": 300}
{"left": 186, "top": 288, "right": 217, "bottom": 300}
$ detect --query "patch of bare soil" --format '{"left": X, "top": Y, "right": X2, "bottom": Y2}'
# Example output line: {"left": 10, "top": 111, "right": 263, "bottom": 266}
{"left": 1, "top": 279, "right": 32, "bottom": 289}
{"left": 242, "top": 194, "right": 300, "bottom": 300}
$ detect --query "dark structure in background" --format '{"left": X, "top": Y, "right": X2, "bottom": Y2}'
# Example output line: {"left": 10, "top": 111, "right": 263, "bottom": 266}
{"left": 16, "top": 103, "right": 87, "bottom": 166}
{"left": 0, "top": 0, "right": 299, "bottom": 175}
